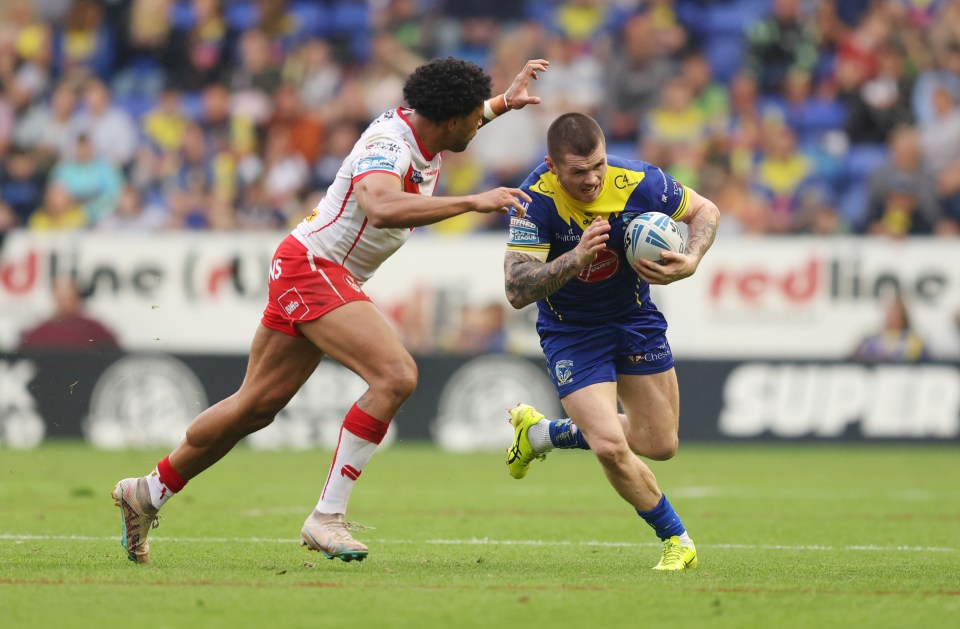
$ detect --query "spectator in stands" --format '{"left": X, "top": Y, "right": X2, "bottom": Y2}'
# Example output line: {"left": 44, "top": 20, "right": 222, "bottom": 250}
{"left": 54, "top": 0, "right": 116, "bottom": 80}
{"left": 549, "top": 0, "right": 613, "bottom": 45}
{"left": 0, "top": 0, "right": 53, "bottom": 108}
{"left": 49, "top": 133, "right": 122, "bottom": 225}
{"left": 229, "top": 29, "right": 283, "bottom": 124}
{"left": 63, "top": 78, "right": 138, "bottom": 168}
{"left": 912, "top": 33, "right": 960, "bottom": 127}
{"left": 753, "top": 120, "right": 814, "bottom": 232}
{"left": 96, "top": 183, "right": 168, "bottom": 232}
{"left": 844, "top": 42, "right": 914, "bottom": 145}
{"left": 256, "top": 0, "right": 309, "bottom": 60}
{"left": 375, "top": 0, "right": 435, "bottom": 59}
{"left": 852, "top": 291, "right": 930, "bottom": 363}
{"left": 143, "top": 88, "right": 189, "bottom": 154}
{"left": 642, "top": 75, "right": 708, "bottom": 186}
{"left": 266, "top": 84, "right": 323, "bottom": 164}
{"left": 13, "top": 80, "right": 77, "bottom": 171}
{"left": 682, "top": 51, "right": 729, "bottom": 141}
{"left": 0, "top": 149, "right": 45, "bottom": 227}
{"left": 602, "top": 12, "right": 677, "bottom": 143}
{"left": 919, "top": 85, "right": 960, "bottom": 224}
{"left": 18, "top": 274, "right": 121, "bottom": 351}
{"left": 282, "top": 38, "right": 343, "bottom": 112}
{"left": 745, "top": 0, "right": 819, "bottom": 95}
{"left": 260, "top": 125, "right": 309, "bottom": 214}
{"left": 535, "top": 35, "right": 604, "bottom": 119}
{"left": 234, "top": 178, "right": 286, "bottom": 230}
{"left": 161, "top": 0, "right": 236, "bottom": 92}
{"left": 26, "top": 181, "right": 87, "bottom": 231}
{"left": 864, "top": 126, "right": 937, "bottom": 234}
{"left": 863, "top": 175, "right": 933, "bottom": 236}
{"left": 165, "top": 122, "right": 215, "bottom": 229}
{"left": 312, "top": 122, "right": 360, "bottom": 190}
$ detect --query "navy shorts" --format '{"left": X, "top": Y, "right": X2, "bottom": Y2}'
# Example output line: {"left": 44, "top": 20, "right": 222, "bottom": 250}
{"left": 537, "top": 314, "right": 674, "bottom": 398}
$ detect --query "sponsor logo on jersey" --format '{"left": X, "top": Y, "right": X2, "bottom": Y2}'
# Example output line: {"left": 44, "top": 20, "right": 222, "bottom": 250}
{"left": 365, "top": 139, "right": 402, "bottom": 154}
{"left": 357, "top": 153, "right": 399, "bottom": 174}
{"left": 509, "top": 218, "right": 539, "bottom": 243}
{"left": 576, "top": 248, "right": 619, "bottom": 282}
{"left": 534, "top": 180, "right": 555, "bottom": 195}
{"left": 278, "top": 287, "right": 310, "bottom": 319}
{"left": 555, "top": 359, "right": 574, "bottom": 384}
{"left": 614, "top": 174, "right": 640, "bottom": 189}
{"left": 344, "top": 275, "right": 361, "bottom": 292}
{"left": 410, "top": 169, "right": 424, "bottom": 184}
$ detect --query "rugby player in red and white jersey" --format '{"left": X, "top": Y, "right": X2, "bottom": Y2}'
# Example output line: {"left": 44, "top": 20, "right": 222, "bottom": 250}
{"left": 112, "top": 57, "right": 549, "bottom": 564}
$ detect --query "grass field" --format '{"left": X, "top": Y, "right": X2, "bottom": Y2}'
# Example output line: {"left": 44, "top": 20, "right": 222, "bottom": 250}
{"left": 2, "top": 441, "right": 959, "bottom": 628}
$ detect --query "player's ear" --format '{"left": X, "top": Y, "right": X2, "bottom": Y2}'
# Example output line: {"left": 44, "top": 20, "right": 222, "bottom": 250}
{"left": 544, "top": 156, "right": 555, "bottom": 173}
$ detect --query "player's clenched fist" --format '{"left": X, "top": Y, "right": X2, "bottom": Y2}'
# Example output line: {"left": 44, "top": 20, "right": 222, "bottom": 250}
{"left": 574, "top": 218, "right": 610, "bottom": 266}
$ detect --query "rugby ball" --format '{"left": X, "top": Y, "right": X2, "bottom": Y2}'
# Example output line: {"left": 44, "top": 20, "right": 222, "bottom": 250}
{"left": 623, "top": 212, "right": 684, "bottom": 267}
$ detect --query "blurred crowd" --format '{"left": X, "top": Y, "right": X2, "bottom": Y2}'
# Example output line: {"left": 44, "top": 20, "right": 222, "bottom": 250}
{"left": 2, "top": 0, "right": 960, "bottom": 238}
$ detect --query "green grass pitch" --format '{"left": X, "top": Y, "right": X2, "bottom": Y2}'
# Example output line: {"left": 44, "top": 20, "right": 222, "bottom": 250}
{"left": 2, "top": 442, "right": 959, "bottom": 628}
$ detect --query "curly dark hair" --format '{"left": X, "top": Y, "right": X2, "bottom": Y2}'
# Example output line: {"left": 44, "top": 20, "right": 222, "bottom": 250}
{"left": 403, "top": 57, "right": 492, "bottom": 123}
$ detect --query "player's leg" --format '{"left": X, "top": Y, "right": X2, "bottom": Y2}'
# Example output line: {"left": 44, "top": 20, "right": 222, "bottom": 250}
{"left": 617, "top": 368, "right": 696, "bottom": 570}
{"left": 560, "top": 382, "right": 663, "bottom": 512}
{"left": 296, "top": 300, "right": 417, "bottom": 561}
{"left": 617, "top": 369, "right": 680, "bottom": 461}
{"left": 112, "top": 324, "right": 323, "bottom": 563}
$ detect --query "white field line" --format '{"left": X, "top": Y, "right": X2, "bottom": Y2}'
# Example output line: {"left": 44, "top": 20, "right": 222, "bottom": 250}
{"left": 0, "top": 534, "right": 954, "bottom": 554}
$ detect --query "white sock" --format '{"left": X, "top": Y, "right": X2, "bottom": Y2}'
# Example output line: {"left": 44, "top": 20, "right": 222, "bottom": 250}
{"left": 678, "top": 531, "right": 694, "bottom": 548}
{"left": 316, "top": 426, "right": 379, "bottom": 514}
{"left": 527, "top": 419, "right": 554, "bottom": 453}
{"left": 145, "top": 468, "right": 175, "bottom": 509}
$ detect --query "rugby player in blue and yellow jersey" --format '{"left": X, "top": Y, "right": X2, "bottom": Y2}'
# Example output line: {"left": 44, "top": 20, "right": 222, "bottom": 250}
{"left": 503, "top": 112, "right": 720, "bottom": 570}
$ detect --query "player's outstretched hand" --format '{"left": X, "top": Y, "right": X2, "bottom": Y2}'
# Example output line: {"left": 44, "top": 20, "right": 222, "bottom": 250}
{"left": 634, "top": 250, "right": 699, "bottom": 285}
{"left": 473, "top": 187, "right": 532, "bottom": 217}
{"left": 504, "top": 59, "right": 550, "bottom": 110}
{"left": 574, "top": 218, "right": 611, "bottom": 267}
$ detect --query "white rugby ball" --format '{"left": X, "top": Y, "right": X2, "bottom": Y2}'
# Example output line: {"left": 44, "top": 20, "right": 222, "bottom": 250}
{"left": 623, "top": 212, "right": 684, "bottom": 267}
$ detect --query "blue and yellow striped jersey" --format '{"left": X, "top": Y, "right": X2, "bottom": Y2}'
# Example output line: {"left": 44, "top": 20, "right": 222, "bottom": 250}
{"left": 507, "top": 155, "right": 688, "bottom": 323}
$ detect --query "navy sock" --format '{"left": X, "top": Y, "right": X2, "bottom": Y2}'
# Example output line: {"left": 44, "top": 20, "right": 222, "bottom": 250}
{"left": 636, "top": 494, "right": 685, "bottom": 540}
{"left": 548, "top": 419, "right": 590, "bottom": 450}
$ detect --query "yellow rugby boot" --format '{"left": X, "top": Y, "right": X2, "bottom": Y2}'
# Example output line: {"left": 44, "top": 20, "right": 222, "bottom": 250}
{"left": 652, "top": 536, "right": 698, "bottom": 571}
{"left": 506, "top": 403, "right": 547, "bottom": 479}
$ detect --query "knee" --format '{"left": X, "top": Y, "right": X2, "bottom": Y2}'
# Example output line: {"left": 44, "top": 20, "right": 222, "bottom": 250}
{"left": 591, "top": 438, "right": 634, "bottom": 470}
{"left": 626, "top": 432, "right": 678, "bottom": 461}
{"left": 645, "top": 437, "right": 678, "bottom": 461}
{"left": 372, "top": 357, "right": 418, "bottom": 402}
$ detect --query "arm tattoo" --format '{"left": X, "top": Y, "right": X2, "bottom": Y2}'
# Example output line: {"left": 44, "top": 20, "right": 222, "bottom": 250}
{"left": 684, "top": 204, "right": 720, "bottom": 260}
{"left": 504, "top": 250, "right": 584, "bottom": 309}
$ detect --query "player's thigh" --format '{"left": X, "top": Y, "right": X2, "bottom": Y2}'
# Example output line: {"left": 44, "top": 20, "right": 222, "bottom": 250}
{"left": 297, "top": 300, "right": 416, "bottom": 386}
{"left": 618, "top": 368, "right": 680, "bottom": 436}
{"left": 237, "top": 324, "right": 325, "bottom": 412}
{"left": 560, "top": 381, "right": 623, "bottom": 443}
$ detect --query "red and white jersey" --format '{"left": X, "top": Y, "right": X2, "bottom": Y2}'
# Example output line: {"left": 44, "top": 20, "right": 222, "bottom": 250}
{"left": 291, "top": 107, "right": 442, "bottom": 284}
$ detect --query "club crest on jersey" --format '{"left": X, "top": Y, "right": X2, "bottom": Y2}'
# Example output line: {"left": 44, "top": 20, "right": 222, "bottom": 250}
{"left": 626, "top": 353, "right": 644, "bottom": 364}
{"left": 576, "top": 249, "right": 619, "bottom": 282}
{"left": 554, "top": 359, "right": 574, "bottom": 384}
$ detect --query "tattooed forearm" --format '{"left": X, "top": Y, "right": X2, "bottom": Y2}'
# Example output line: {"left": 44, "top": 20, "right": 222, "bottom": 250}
{"left": 684, "top": 202, "right": 720, "bottom": 260}
{"left": 504, "top": 251, "right": 584, "bottom": 309}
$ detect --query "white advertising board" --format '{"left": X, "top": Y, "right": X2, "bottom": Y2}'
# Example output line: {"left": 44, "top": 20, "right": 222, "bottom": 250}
{"left": 2, "top": 232, "right": 958, "bottom": 358}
